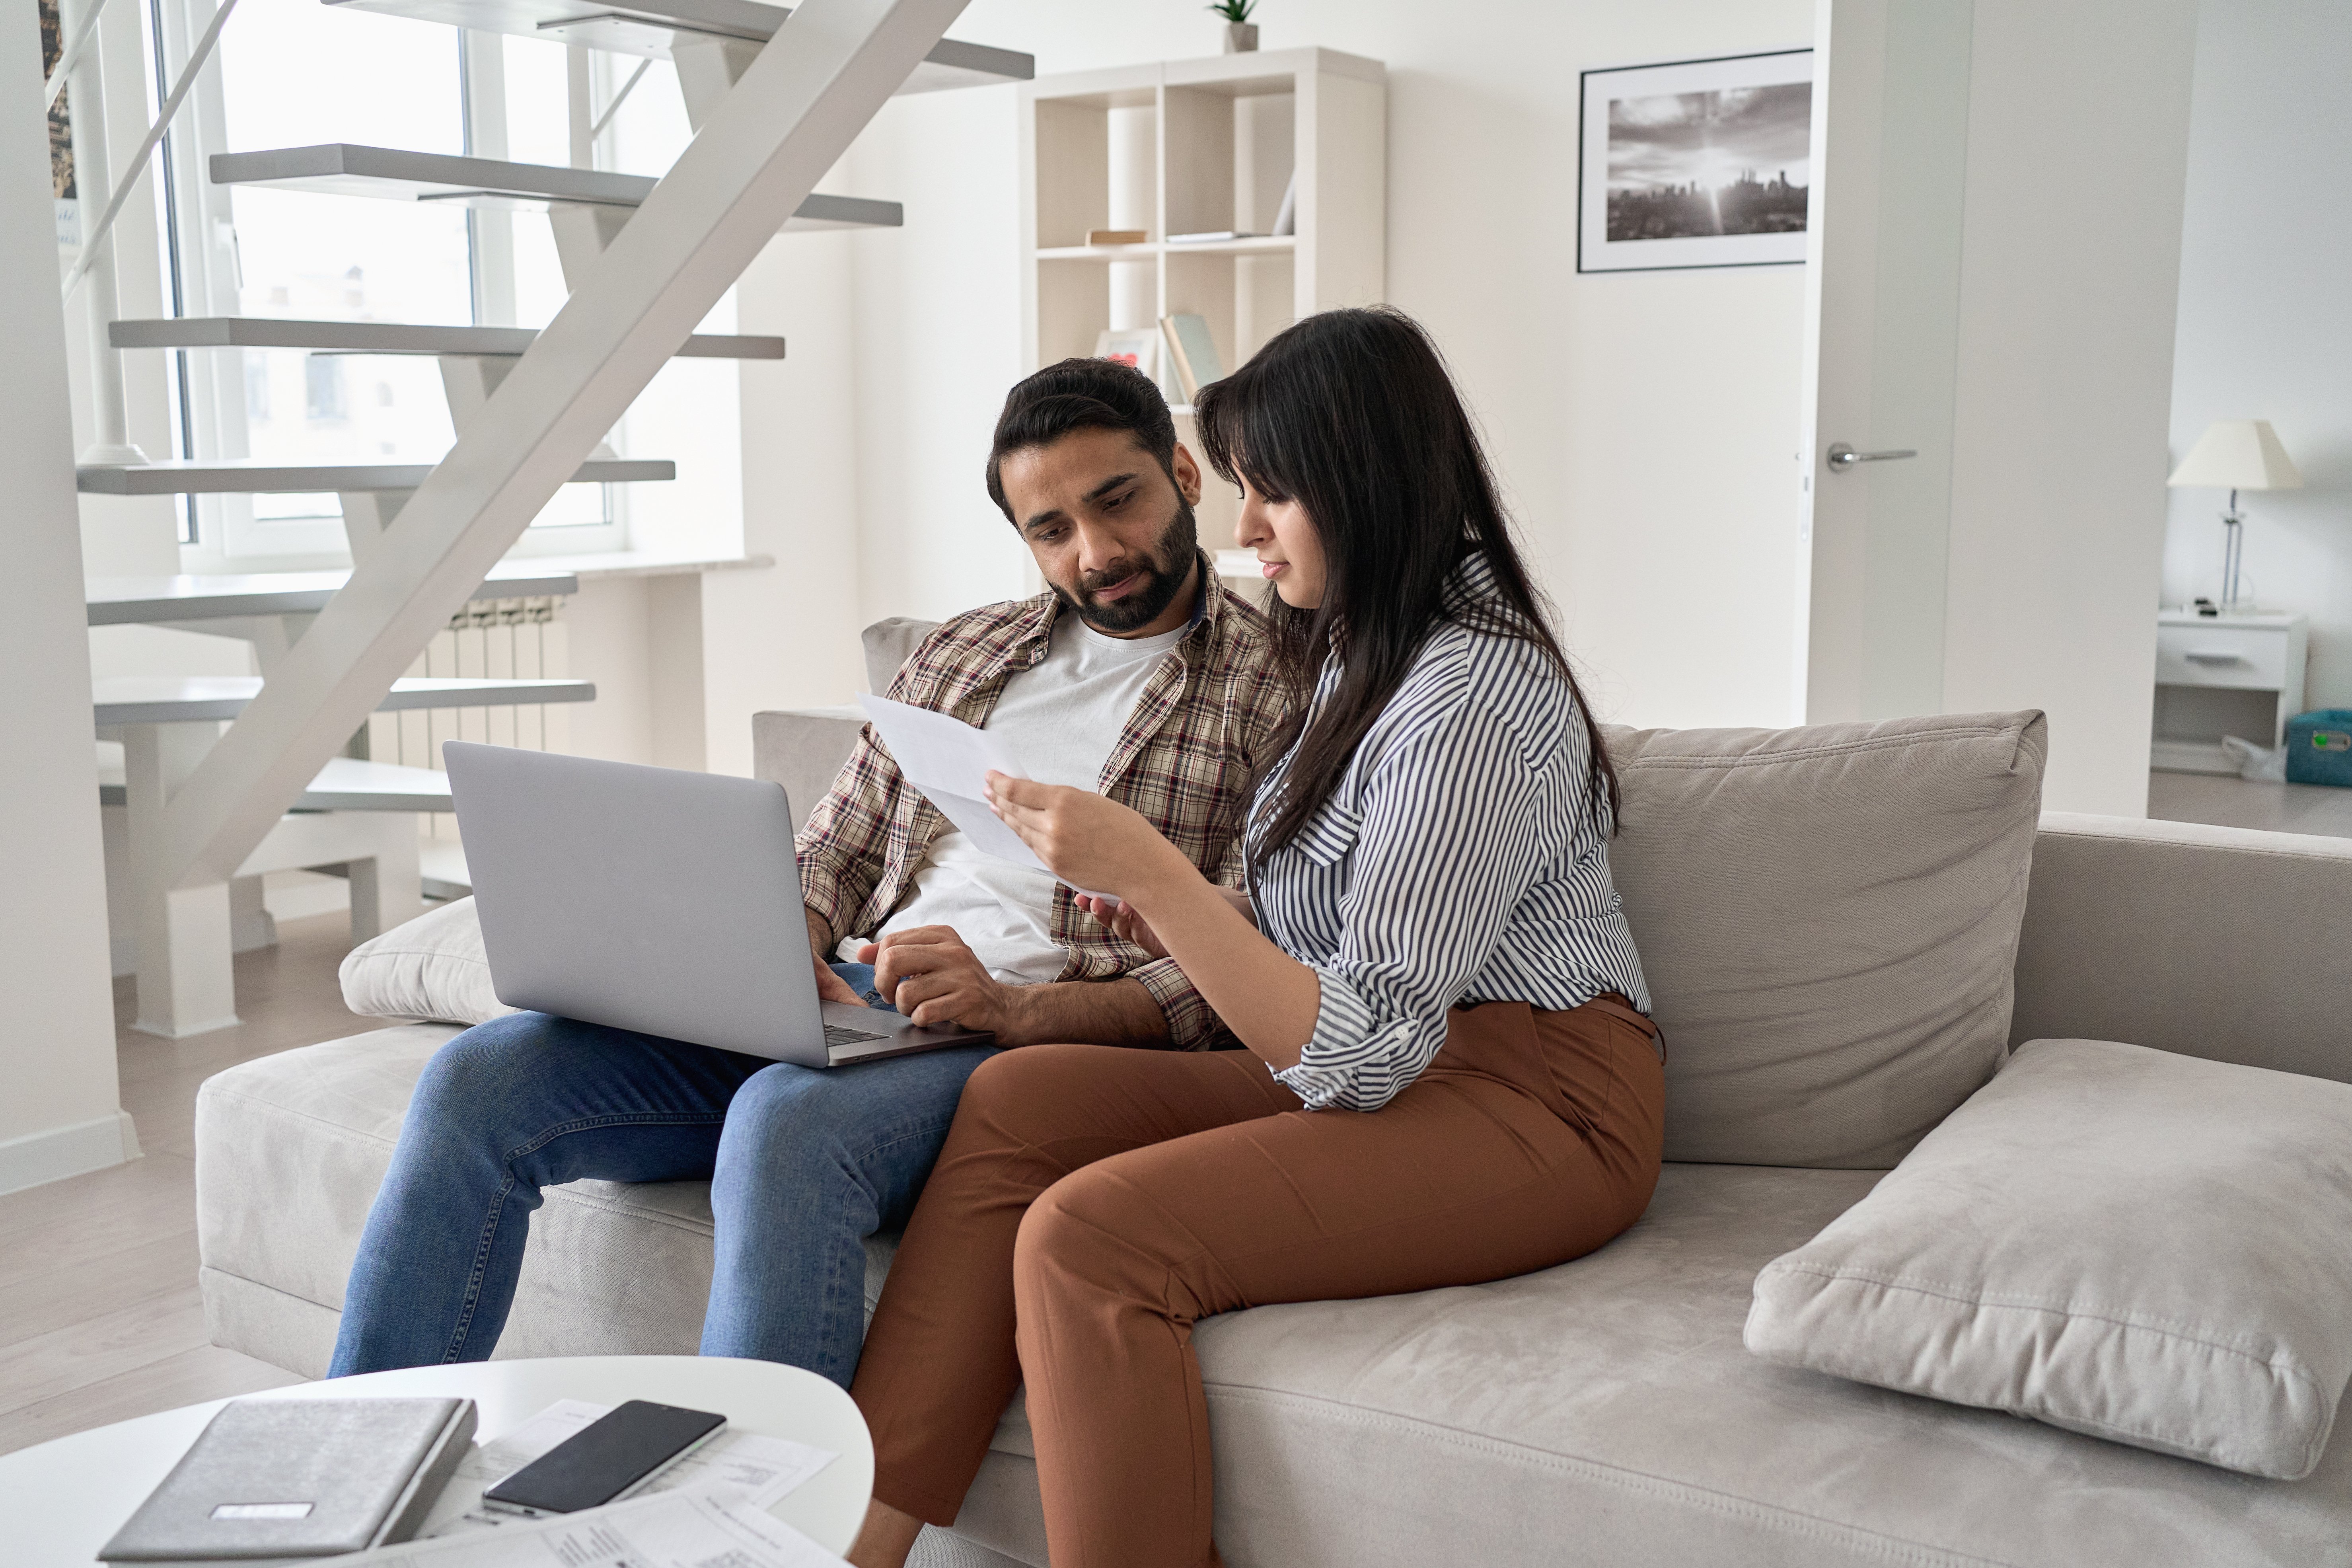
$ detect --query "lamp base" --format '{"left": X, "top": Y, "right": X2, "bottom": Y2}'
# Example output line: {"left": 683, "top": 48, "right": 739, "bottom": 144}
{"left": 2220, "top": 510, "right": 2248, "bottom": 613}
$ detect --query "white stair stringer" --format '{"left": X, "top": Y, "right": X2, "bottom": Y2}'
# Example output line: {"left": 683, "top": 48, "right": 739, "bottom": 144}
{"left": 142, "top": 0, "right": 973, "bottom": 1033}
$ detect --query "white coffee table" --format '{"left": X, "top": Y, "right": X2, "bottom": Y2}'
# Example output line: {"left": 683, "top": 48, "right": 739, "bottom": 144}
{"left": 0, "top": 1355, "right": 873, "bottom": 1567}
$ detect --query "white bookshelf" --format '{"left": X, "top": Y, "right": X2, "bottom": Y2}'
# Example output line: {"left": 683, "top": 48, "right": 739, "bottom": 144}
{"left": 1018, "top": 48, "right": 1386, "bottom": 561}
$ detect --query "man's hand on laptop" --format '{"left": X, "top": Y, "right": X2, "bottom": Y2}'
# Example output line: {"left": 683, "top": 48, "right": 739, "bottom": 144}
{"left": 806, "top": 908, "right": 867, "bottom": 1007}
{"left": 859, "top": 927, "right": 1021, "bottom": 1037}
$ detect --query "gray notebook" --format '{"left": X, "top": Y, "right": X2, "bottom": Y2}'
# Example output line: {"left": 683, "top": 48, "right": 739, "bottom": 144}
{"left": 99, "top": 1396, "right": 477, "bottom": 1565}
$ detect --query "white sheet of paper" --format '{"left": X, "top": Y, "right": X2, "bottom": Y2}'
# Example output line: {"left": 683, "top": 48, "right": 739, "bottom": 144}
{"left": 857, "top": 695, "right": 1048, "bottom": 873}
{"left": 417, "top": 1399, "right": 836, "bottom": 1540}
{"left": 350, "top": 1486, "right": 845, "bottom": 1567}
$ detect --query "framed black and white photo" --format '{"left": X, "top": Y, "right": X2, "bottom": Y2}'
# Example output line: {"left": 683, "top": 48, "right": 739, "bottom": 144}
{"left": 1578, "top": 49, "right": 1814, "bottom": 274}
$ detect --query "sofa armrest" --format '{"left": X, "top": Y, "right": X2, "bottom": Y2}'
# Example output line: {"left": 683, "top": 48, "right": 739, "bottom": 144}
{"left": 752, "top": 707, "right": 867, "bottom": 832}
{"left": 2012, "top": 811, "right": 2352, "bottom": 1083}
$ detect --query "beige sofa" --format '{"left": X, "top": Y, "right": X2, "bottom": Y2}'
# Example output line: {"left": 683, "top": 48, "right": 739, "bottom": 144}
{"left": 193, "top": 629, "right": 2352, "bottom": 1568}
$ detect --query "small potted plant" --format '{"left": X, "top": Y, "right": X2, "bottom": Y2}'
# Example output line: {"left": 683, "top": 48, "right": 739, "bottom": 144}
{"left": 1208, "top": 0, "right": 1257, "bottom": 53}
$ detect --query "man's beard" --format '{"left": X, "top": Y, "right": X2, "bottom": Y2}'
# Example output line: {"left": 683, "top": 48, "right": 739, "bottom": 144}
{"left": 1052, "top": 498, "right": 1199, "bottom": 634}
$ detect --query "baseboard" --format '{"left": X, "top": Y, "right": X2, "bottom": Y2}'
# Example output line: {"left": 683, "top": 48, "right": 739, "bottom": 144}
{"left": 0, "top": 1109, "right": 143, "bottom": 1197}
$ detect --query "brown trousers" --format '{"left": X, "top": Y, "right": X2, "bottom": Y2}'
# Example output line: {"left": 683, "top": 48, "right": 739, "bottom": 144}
{"left": 849, "top": 998, "right": 1666, "bottom": 1568}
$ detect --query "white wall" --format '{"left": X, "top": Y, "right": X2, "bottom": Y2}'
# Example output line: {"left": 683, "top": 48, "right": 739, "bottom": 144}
{"left": 732, "top": 0, "right": 1817, "bottom": 734}
{"left": 697, "top": 220, "right": 872, "bottom": 776}
{"left": 1935, "top": 0, "right": 2197, "bottom": 815}
{"left": 2, "top": 18, "right": 139, "bottom": 1194}
{"left": 2163, "top": 0, "right": 2352, "bottom": 708}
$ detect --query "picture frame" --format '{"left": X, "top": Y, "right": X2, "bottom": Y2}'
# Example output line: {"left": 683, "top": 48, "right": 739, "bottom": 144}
{"left": 1093, "top": 327, "right": 1161, "bottom": 382}
{"left": 1578, "top": 49, "right": 1814, "bottom": 274}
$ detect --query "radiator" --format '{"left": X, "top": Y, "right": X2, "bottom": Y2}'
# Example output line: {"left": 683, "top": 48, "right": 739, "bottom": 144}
{"left": 366, "top": 594, "right": 570, "bottom": 841}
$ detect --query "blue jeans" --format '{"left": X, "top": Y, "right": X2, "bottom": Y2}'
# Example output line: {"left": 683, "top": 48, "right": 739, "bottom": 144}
{"left": 328, "top": 963, "right": 995, "bottom": 1389}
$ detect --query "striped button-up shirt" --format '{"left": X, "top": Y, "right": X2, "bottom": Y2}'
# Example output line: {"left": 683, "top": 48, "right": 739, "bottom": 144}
{"left": 1250, "top": 553, "right": 1651, "bottom": 1111}
{"left": 798, "top": 558, "right": 1291, "bottom": 1049}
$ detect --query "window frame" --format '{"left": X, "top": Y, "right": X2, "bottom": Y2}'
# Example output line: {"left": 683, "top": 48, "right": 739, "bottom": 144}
{"left": 154, "top": 0, "right": 628, "bottom": 570}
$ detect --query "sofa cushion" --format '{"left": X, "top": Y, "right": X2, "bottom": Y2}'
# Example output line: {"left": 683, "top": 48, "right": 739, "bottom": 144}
{"left": 194, "top": 1028, "right": 899, "bottom": 1378}
{"left": 338, "top": 896, "right": 514, "bottom": 1026}
{"left": 1604, "top": 711, "right": 2046, "bottom": 1167}
{"left": 1180, "top": 1152, "right": 2351, "bottom": 1568}
{"left": 1745, "top": 1038, "right": 2352, "bottom": 1479}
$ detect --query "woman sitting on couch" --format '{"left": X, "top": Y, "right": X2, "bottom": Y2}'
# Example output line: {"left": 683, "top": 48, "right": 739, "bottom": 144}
{"left": 844, "top": 306, "right": 1663, "bottom": 1568}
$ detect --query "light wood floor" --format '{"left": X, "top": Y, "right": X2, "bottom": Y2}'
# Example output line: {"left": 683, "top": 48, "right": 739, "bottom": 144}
{"left": 0, "top": 914, "right": 397, "bottom": 1456}
{"left": 2148, "top": 769, "right": 2352, "bottom": 839}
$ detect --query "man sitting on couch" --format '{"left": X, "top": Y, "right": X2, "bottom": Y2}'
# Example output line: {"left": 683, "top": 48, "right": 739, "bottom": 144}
{"left": 329, "top": 359, "right": 1289, "bottom": 1389}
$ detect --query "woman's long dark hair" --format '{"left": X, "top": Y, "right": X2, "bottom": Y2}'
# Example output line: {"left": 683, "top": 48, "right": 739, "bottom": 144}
{"left": 1195, "top": 306, "right": 1619, "bottom": 868}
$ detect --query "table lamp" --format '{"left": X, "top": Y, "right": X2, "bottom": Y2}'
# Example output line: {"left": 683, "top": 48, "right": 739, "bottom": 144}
{"left": 2167, "top": 420, "right": 2301, "bottom": 613}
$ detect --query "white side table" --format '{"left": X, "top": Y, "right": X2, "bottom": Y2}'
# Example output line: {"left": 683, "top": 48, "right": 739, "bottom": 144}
{"left": 2151, "top": 608, "right": 2308, "bottom": 774}
{"left": 0, "top": 1356, "right": 873, "bottom": 1568}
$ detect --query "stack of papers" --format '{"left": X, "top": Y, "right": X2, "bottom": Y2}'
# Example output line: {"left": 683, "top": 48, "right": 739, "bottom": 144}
{"left": 344, "top": 1399, "right": 847, "bottom": 1566}
{"left": 858, "top": 696, "right": 1044, "bottom": 873}
{"left": 857, "top": 695, "right": 1117, "bottom": 899}
{"left": 347, "top": 1486, "right": 841, "bottom": 1568}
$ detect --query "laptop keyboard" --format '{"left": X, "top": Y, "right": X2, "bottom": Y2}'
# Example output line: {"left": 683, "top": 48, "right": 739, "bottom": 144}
{"left": 824, "top": 1024, "right": 889, "bottom": 1048}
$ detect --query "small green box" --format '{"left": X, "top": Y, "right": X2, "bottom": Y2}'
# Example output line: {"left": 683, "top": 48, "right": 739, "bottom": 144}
{"left": 2285, "top": 710, "right": 2352, "bottom": 787}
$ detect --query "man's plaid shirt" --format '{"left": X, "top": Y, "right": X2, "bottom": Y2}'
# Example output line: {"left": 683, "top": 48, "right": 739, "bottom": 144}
{"left": 797, "top": 559, "right": 1291, "bottom": 1049}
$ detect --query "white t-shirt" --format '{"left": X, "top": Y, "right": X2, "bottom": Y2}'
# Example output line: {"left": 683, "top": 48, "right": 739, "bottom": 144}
{"left": 878, "top": 613, "right": 1189, "bottom": 983}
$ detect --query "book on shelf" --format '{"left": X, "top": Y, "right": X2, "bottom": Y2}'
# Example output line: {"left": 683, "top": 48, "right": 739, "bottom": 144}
{"left": 1083, "top": 228, "right": 1148, "bottom": 246}
{"left": 1159, "top": 314, "right": 1224, "bottom": 404}
{"left": 1166, "top": 230, "right": 1260, "bottom": 245}
{"left": 100, "top": 1397, "right": 477, "bottom": 1566}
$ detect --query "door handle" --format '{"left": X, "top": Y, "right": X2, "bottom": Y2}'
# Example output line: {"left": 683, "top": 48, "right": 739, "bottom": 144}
{"left": 2183, "top": 650, "right": 2248, "bottom": 665}
{"left": 1826, "top": 442, "right": 1919, "bottom": 471}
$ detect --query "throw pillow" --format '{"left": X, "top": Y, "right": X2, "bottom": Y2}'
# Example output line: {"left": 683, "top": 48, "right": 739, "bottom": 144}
{"left": 1744, "top": 1038, "right": 2352, "bottom": 1479}
{"left": 338, "top": 896, "right": 513, "bottom": 1027}
{"left": 1604, "top": 710, "right": 2045, "bottom": 1167}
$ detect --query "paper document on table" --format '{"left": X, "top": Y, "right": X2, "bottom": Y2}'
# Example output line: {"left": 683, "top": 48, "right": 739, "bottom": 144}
{"left": 347, "top": 1486, "right": 847, "bottom": 1567}
{"left": 857, "top": 695, "right": 1048, "bottom": 873}
{"left": 417, "top": 1399, "right": 835, "bottom": 1539}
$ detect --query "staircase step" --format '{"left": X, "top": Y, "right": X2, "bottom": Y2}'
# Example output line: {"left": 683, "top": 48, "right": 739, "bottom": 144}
{"left": 77, "top": 457, "right": 673, "bottom": 495}
{"left": 208, "top": 144, "right": 900, "bottom": 230}
{"left": 100, "top": 755, "right": 456, "bottom": 812}
{"left": 86, "top": 565, "right": 578, "bottom": 625}
{"left": 323, "top": 0, "right": 1031, "bottom": 90}
{"left": 112, "top": 317, "right": 785, "bottom": 360}
{"left": 94, "top": 675, "right": 597, "bottom": 726}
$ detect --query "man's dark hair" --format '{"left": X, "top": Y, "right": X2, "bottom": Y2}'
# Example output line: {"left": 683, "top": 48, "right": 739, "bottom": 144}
{"left": 985, "top": 357, "right": 1180, "bottom": 524}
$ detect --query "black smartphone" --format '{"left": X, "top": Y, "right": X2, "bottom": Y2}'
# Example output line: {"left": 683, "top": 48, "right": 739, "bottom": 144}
{"left": 481, "top": 1400, "right": 727, "bottom": 1517}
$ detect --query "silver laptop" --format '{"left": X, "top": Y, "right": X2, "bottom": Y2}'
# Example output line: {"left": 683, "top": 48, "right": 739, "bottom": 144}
{"left": 443, "top": 741, "right": 992, "bottom": 1066}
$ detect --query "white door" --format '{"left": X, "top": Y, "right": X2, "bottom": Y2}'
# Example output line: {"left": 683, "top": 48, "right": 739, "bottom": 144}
{"left": 1798, "top": 0, "right": 2199, "bottom": 814}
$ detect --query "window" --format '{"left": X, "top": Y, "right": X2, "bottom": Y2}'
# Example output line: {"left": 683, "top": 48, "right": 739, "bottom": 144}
{"left": 302, "top": 351, "right": 345, "bottom": 422}
{"left": 159, "top": 0, "right": 635, "bottom": 564}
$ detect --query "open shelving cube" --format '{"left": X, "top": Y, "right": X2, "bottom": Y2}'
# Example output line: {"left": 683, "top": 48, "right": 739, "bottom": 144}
{"left": 1020, "top": 48, "right": 1386, "bottom": 556}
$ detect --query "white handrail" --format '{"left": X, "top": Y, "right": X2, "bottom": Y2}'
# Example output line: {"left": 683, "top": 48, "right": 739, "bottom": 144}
{"left": 45, "top": 0, "right": 109, "bottom": 110}
{"left": 60, "top": 0, "right": 241, "bottom": 298}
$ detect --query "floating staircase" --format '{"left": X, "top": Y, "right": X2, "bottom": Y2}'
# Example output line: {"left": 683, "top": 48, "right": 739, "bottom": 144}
{"left": 112, "top": 317, "right": 785, "bottom": 360}
{"left": 209, "top": 144, "right": 901, "bottom": 230}
{"left": 93, "top": 674, "right": 596, "bottom": 726}
{"left": 72, "top": 0, "right": 1020, "bottom": 1036}
{"left": 102, "top": 755, "right": 456, "bottom": 814}
{"left": 79, "top": 456, "right": 672, "bottom": 494}
{"left": 325, "top": 0, "right": 1031, "bottom": 88}
{"left": 86, "top": 565, "right": 582, "bottom": 625}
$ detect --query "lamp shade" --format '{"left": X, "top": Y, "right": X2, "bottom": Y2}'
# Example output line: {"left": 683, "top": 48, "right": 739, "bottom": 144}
{"left": 2167, "top": 420, "right": 2303, "bottom": 491}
